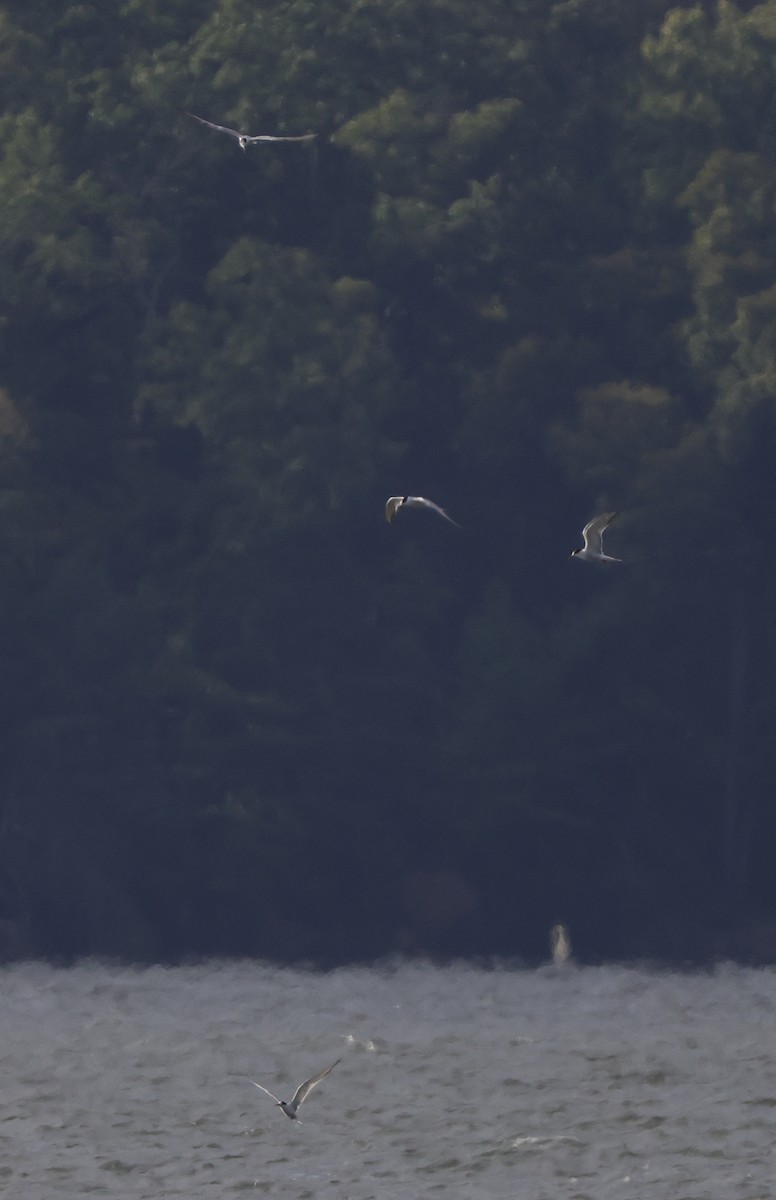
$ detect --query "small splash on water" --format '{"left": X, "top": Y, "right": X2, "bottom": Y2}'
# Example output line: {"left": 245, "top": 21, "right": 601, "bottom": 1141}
{"left": 341, "top": 1034, "right": 379, "bottom": 1052}
{"left": 549, "top": 923, "right": 572, "bottom": 966}
{"left": 511, "top": 1134, "right": 582, "bottom": 1149}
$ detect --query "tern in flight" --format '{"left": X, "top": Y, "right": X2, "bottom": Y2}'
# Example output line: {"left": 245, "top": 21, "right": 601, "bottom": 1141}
{"left": 571, "top": 511, "right": 621, "bottom": 563}
{"left": 185, "top": 111, "right": 317, "bottom": 150}
{"left": 385, "top": 495, "right": 460, "bottom": 528}
{"left": 250, "top": 1059, "right": 340, "bottom": 1121}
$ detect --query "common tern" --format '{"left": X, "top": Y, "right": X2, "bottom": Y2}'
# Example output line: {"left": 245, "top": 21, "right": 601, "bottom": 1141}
{"left": 385, "top": 495, "right": 460, "bottom": 527}
{"left": 185, "top": 111, "right": 317, "bottom": 150}
{"left": 250, "top": 1059, "right": 340, "bottom": 1121}
{"left": 571, "top": 511, "right": 621, "bottom": 562}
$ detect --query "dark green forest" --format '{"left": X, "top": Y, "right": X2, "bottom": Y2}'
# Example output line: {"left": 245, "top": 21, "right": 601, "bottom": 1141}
{"left": 1, "top": 0, "right": 776, "bottom": 964}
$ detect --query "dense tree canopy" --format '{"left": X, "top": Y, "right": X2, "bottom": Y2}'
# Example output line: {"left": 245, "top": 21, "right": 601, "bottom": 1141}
{"left": 0, "top": 0, "right": 775, "bottom": 964}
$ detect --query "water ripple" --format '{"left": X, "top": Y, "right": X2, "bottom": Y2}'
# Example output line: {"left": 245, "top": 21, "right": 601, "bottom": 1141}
{"left": 0, "top": 959, "right": 774, "bottom": 1197}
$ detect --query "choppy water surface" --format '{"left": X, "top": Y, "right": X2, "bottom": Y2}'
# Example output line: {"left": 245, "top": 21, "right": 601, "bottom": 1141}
{"left": 1, "top": 959, "right": 775, "bottom": 1198}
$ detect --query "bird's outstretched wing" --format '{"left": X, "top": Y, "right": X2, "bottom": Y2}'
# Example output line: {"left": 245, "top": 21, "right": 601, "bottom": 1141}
{"left": 185, "top": 112, "right": 242, "bottom": 140}
{"left": 245, "top": 132, "right": 317, "bottom": 144}
{"left": 291, "top": 1059, "right": 341, "bottom": 1108}
{"left": 250, "top": 1080, "right": 282, "bottom": 1105}
{"left": 385, "top": 496, "right": 404, "bottom": 523}
{"left": 582, "top": 510, "right": 617, "bottom": 554}
{"left": 415, "top": 497, "right": 461, "bottom": 527}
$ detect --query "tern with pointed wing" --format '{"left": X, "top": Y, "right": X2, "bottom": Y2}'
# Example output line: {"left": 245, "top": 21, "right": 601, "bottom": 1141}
{"left": 385, "top": 495, "right": 460, "bottom": 528}
{"left": 571, "top": 511, "right": 621, "bottom": 562}
{"left": 250, "top": 1059, "right": 340, "bottom": 1121}
{"left": 185, "top": 111, "right": 317, "bottom": 150}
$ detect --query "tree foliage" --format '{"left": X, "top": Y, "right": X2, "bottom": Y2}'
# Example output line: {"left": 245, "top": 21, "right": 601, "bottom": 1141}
{"left": 0, "top": 0, "right": 774, "bottom": 964}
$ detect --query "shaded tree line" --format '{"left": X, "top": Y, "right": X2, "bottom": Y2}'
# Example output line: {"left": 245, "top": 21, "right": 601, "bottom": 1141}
{"left": 0, "top": 0, "right": 775, "bottom": 963}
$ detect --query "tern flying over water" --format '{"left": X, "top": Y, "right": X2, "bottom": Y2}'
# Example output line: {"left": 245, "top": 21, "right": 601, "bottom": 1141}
{"left": 250, "top": 1059, "right": 340, "bottom": 1121}
{"left": 571, "top": 511, "right": 621, "bottom": 563}
{"left": 185, "top": 111, "right": 317, "bottom": 150}
{"left": 385, "top": 495, "right": 460, "bottom": 527}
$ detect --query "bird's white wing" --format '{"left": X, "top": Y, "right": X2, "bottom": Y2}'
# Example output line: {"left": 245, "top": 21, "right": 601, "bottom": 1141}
{"left": 385, "top": 496, "right": 403, "bottom": 524}
{"left": 291, "top": 1059, "right": 341, "bottom": 1108}
{"left": 250, "top": 1080, "right": 282, "bottom": 1105}
{"left": 581, "top": 510, "right": 617, "bottom": 553}
{"left": 185, "top": 112, "right": 241, "bottom": 140}
{"left": 246, "top": 133, "right": 317, "bottom": 143}
{"left": 416, "top": 498, "right": 461, "bottom": 528}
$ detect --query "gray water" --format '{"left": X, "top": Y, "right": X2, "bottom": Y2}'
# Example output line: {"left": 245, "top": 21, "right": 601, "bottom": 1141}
{"left": 1, "top": 959, "right": 774, "bottom": 1199}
